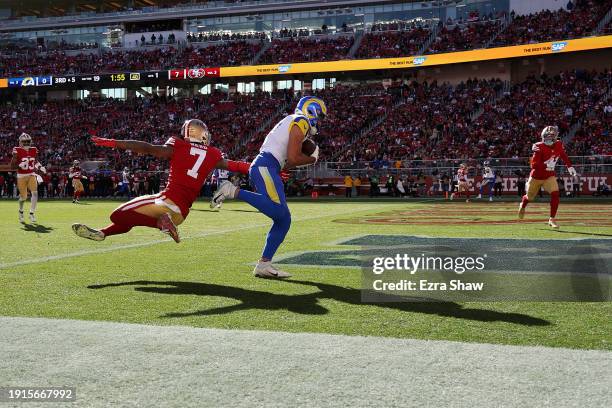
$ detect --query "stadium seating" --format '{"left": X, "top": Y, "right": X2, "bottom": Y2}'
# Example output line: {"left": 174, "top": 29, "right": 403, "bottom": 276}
{"left": 0, "top": 90, "right": 291, "bottom": 172}
{"left": 426, "top": 20, "right": 502, "bottom": 54}
{"left": 568, "top": 98, "right": 612, "bottom": 156}
{"left": 0, "top": 69, "right": 608, "bottom": 181}
{"left": 0, "top": 42, "right": 262, "bottom": 76}
{"left": 259, "top": 35, "right": 354, "bottom": 64}
{"left": 331, "top": 70, "right": 610, "bottom": 162}
{"left": 355, "top": 27, "right": 431, "bottom": 59}
{"left": 1, "top": 0, "right": 611, "bottom": 77}
{"left": 340, "top": 78, "right": 503, "bottom": 162}
{"left": 491, "top": 0, "right": 612, "bottom": 47}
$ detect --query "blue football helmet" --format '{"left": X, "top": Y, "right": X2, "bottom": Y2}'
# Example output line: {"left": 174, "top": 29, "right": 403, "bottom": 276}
{"left": 294, "top": 96, "right": 327, "bottom": 135}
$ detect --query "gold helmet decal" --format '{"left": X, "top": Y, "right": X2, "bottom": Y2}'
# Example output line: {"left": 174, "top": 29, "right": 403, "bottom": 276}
{"left": 182, "top": 119, "right": 211, "bottom": 145}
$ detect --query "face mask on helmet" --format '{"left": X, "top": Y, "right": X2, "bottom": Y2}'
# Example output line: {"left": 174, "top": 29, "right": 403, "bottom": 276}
{"left": 182, "top": 119, "right": 211, "bottom": 145}
{"left": 18, "top": 133, "right": 32, "bottom": 147}
{"left": 541, "top": 126, "right": 558, "bottom": 146}
{"left": 295, "top": 97, "right": 327, "bottom": 137}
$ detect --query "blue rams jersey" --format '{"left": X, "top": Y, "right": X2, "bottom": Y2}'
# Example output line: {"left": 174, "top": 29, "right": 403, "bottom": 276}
{"left": 483, "top": 166, "right": 496, "bottom": 180}
{"left": 260, "top": 114, "right": 311, "bottom": 167}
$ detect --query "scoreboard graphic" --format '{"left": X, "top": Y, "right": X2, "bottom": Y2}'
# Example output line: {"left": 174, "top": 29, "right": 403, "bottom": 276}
{"left": 8, "top": 76, "right": 53, "bottom": 87}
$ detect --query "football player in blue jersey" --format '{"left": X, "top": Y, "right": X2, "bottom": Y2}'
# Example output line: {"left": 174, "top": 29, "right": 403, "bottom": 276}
{"left": 478, "top": 160, "right": 496, "bottom": 201}
{"left": 212, "top": 96, "right": 325, "bottom": 278}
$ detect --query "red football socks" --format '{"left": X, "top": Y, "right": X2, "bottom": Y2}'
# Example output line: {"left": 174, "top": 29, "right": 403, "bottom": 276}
{"left": 550, "top": 191, "right": 560, "bottom": 218}
{"left": 101, "top": 208, "right": 159, "bottom": 237}
{"left": 520, "top": 195, "right": 529, "bottom": 209}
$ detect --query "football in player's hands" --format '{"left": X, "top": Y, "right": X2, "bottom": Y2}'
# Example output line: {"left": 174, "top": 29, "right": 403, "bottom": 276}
{"left": 301, "top": 138, "right": 317, "bottom": 156}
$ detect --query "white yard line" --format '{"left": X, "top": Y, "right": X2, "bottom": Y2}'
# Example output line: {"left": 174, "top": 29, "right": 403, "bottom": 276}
{"left": 0, "top": 205, "right": 385, "bottom": 270}
{"left": 0, "top": 316, "right": 610, "bottom": 408}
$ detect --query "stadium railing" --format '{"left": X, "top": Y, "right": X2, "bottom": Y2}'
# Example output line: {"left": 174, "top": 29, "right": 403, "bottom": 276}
{"left": 300, "top": 155, "right": 612, "bottom": 178}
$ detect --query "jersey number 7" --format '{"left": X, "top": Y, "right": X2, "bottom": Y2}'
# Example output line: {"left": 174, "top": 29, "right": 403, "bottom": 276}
{"left": 187, "top": 147, "right": 207, "bottom": 179}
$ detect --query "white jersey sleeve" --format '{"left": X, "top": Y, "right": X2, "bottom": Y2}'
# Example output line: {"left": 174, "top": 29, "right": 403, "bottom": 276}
{"left": 259, "top": 114, "right": 310, "bottom": 167}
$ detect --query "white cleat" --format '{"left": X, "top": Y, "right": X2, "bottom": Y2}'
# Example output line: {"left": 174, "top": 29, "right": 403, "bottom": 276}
{"left": 548, "top": 218, "right": 559, "bottom": 229}
{"left": 253, "top": 261, "right": 292, "bottom": 279}
{"left": 477, "top": 194, "right": 482, "bottom": 199}
{"left": 72, "top": 223, "right": 105, "bottom": 241}
{"left": 29, "top": 212, "right": 37, "bottom": 223}
{"left": 489, "top": 196, "right": 493, "bottom": 202}
{"left": 19, "top": 211, "right": 24, "bottom": 223}
{"left": 211, "top": 181, "right": 237, "bottom": 208}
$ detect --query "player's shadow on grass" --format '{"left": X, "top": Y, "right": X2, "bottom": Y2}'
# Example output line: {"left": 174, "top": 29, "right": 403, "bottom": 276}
{"left": 21, "top": 223, "right": 54, "bottom": 233}
{"left": 88, "top": 280, "right": 550, "bottom": 326}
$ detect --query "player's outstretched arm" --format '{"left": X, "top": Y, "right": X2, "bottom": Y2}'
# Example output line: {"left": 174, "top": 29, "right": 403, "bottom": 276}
{"left": 558, "top": 144, "right": 577, "bottom": 176}
{"left": 91, "top": 137, "right": 173, "bottom": 159}
{"left": 286, "top": 124, "right": 317, "bottom": 169}
{"left": 216, "top": 159, "right": 251, "bottom": 174}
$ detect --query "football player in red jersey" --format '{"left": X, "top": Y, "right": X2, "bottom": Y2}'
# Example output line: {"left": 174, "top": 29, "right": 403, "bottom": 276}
{"left": 69, "top": 160, "right": 86, "bottom": 203}
{"left": 451, "top": 163, "right": 471, "bottom": 202}
{"left": 518, "top": 126, "right": 577, "bottom": 228}
{"left": 71, "top": 119, "right": 250, "bottom": 243}
{"left": 10, "top": 133, "right": 46, "bottom": 223}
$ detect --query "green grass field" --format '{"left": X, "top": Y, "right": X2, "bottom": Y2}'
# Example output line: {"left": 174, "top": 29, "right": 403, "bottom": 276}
{"left": 1, "top": 198, "right": 610, "bottom": 350}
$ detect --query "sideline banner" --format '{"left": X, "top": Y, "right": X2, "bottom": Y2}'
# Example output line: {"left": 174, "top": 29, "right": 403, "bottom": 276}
{"left": 220, "top": 36, "right": 612, "bottom": 77}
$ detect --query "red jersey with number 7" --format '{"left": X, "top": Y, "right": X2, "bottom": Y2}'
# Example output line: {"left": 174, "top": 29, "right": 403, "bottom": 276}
{"left": 12, "top": 146, "right": 39, "bottom": 176}
{"left": 163, "top": 137, "right": 222, "bottom": 217}
{"left": 530, "top": 141, "right": 572, "bottom": 180}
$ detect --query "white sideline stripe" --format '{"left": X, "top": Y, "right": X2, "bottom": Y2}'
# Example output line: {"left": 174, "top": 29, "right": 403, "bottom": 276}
{"left": 0, "top": 205, "right": 383, "bottom": 270}
{"left": 0, "top": 316, "right": 610, "bottom": 408}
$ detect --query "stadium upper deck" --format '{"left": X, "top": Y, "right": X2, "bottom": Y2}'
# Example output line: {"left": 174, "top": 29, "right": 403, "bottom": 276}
{"left": 1, "top": 0, "right": 611, "bottom": 80}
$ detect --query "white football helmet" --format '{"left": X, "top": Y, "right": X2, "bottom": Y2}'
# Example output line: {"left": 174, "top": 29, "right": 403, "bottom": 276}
{"left": 182, "top": 119, "right": 210, "bottom": 145}
{"left": 73, "top": 160, "right": 80, "bottom": 166}
{"left": 18, "top": 132, "right": 32, "bottom": 147}
{"left": 541, "top": 126, "right": 558, "bottom": 146}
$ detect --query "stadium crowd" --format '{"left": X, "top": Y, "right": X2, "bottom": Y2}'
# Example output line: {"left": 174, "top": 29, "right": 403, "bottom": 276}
{"left": 0, "top": 89, "right": 292, "bottom": 172}
{"left": 2, "top": 0, "right": 611, "bottom": 77}
{"left": 427, "top": 20, "right": 502, "bottom": 54}
{"left": 187, "top": 31, "right": 267, "bottom": 42}
{"left": 1, "top": 69, "right": 607, "bottom": 190}
{"left": 355, "top": 27, "right": 430, "bottom": 59}
{"left": 342, "top": 78, "right": 504, "bottom": 162}
{"left": 340, "top": 70, "right": 611, "bottom": 163}
{"left": 492, "top": 0, "right": 612, "bottom": 46}
{"left": 259, "top": 35, "right": 354, "bottom": 64}
{"left": 0, "top": 41, "right": 264, "bottom": 76}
